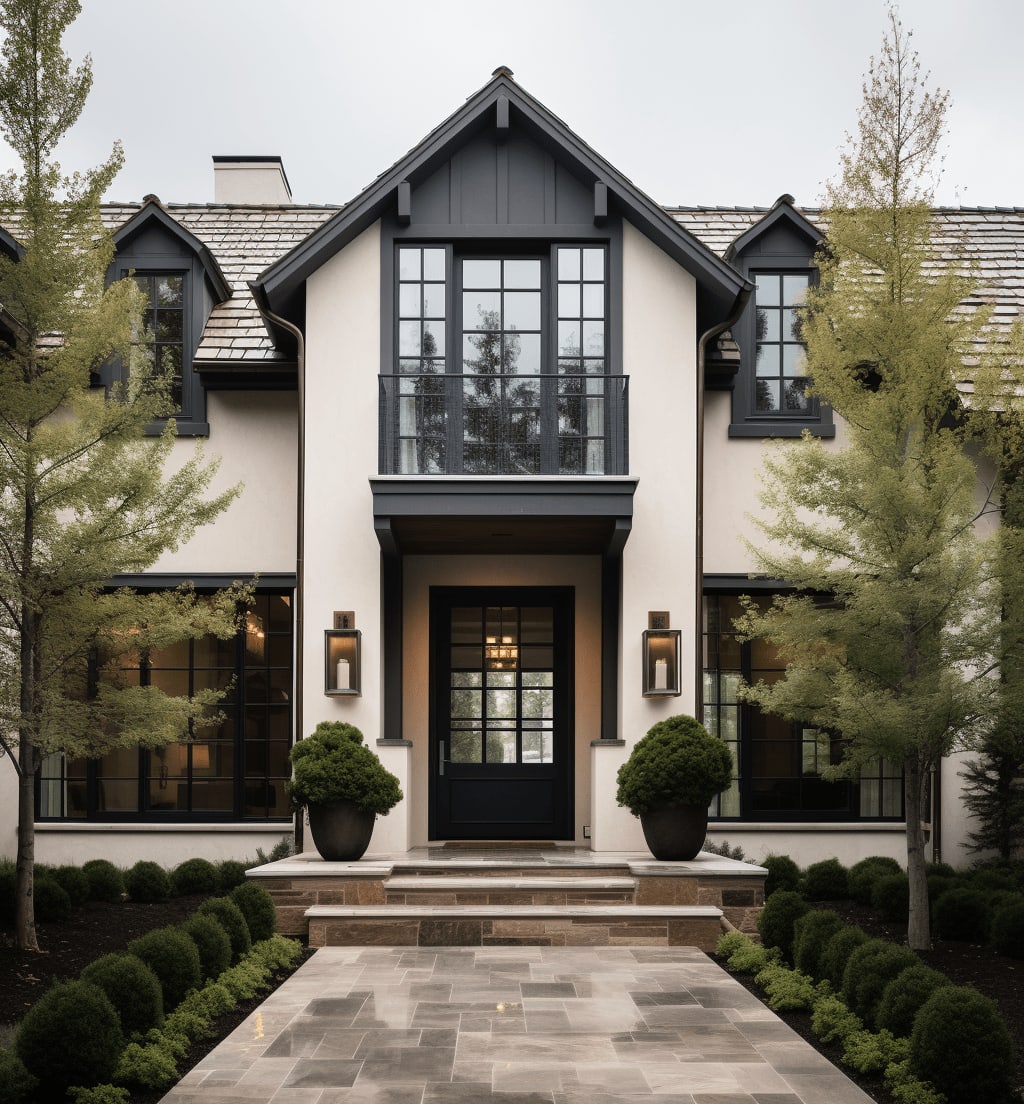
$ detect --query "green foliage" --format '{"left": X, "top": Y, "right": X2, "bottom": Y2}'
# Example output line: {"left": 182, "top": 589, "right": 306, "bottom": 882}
{"left": 163, "top": 983, "right": 236, "bottom": 1042}
{"left": 196, "top": 896, "right": 251, "bottom": 963}
{"left": 127, "top": 926, "right": 202, "bottom": 1009}
{"left": 231, "top": 880, "right": 277, "bottom": 942}
{"left": 716, "top": 930, "right": 778, "bottom": 974}
{"left": 848, "top": 856, "right": 903, "bottom": 904}
{"left": 792, "top": 908, "right": 844, "bottom": 979}
{"left": 841, "top": 940, "right": 920, "bottom": 1027}
{"left": 801, "top": 858, "right": 849, "bottom": 900}
{"left": 218, "top": 957, "right": 271, "bottom": 1001}
{"left": 80, "top": 952, "right": 164, "bottom": 1037}
{"left": 252, "top": 838, "right": 293, "bottom": 866}
{"left": 989, "top": 896, "right": 1024, "bottom": 957}
{"left": 811, "top": 993, "right": 863, "bottom": 1045}
{"left": 615, "top": 714, "right": 732, "bottom": 815}
{"left": 82, "top": 859, "right": 124, "bottom": 903}
{"left": 931, "top": 887, "right": 989, "bottom": 941}
{"left": 169, "top": 857, "right": 219, "bottom": 897}
{"left": 871, "top": 873, "right": 910, "bottom": 922}
{"left": 287, "top": 721, "right": 403, "bottom": 815}
{"left": 701, "top": 838, "right": 746, "bottom": 860}
{"left": 0, "top": 861, "right": 14, "bottom": 928}
{"left": 756, "top": 889, "right": 809, "bottom": 963}
{"left": 925, "top": 861, "right": 956, "bottom": 879}
{"left": 910, "top": 986, "right": 1016, "bottom": 1104}
{"left": 250, "top": 934, "right": 302, "bottom": 971}
{"left": 961, "top": 727, "right": 1024, "bottom": 860}
{"left": 753, "top": 961, "right": 821, "bottom": 1012}
{"left": 16, "top": 979, "right": 124, "bottom": 1094}
{"left": 124, "top": 860, "right": 170, "bottom": 903}
{"left": 50, "top": 864, "right": 90, "bottom": 906}
{"left": 842, "top": 1028, "right": 909, "bottom": 1076}
{"left": 113, "top": 1040, "right": 179, "bottom": 1092}
{"left": 0, "top": 1047, "right": 37, "bottom": 1104}
{"left": 819, "top": 925, "right": 870, "bottom": 990}
{"left": 715, "top": 930, "right": 751, "bottom": 959}
{"left": 216, "top": 859, "right": 249, "bottom": 892}
{"left": 926, "top": 874, "right": 954, "bottom": 905}
{"left": 181, "top": 912, "right": 232, "bottom": 982}
{"left": 67, "top": 1086, "right": 131, "bottom": 1104}
{"left": 762, "top": 853, "right": 801, "bottom": 897}
{"left": 875, "top": 964, "right": 952, "bottom": 1038}
{"left": 884, "top": 1061, "right": 947, "bottom": 1104}
{"left": 33, "top": 874, "right": 72, "bottom": 921}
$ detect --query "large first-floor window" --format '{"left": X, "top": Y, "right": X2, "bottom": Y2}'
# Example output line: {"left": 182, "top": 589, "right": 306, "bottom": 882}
{"left": 37, "top": 592, "right": 293, "bottom": 822}
{"left": 703, "top": 592, "right": 903, "bottom": 821}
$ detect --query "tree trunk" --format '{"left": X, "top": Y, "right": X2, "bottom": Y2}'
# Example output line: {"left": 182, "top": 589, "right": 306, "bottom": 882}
{"left": 905, "top": 754, "right": 931, "bottom": 951}
{"left": 15, "top": 733, "right": 39, "bottom": 952}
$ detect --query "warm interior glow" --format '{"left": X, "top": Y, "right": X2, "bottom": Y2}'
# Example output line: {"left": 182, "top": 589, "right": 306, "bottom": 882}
{"left": 485, "top": 635, "right": 519, "bottom": 669}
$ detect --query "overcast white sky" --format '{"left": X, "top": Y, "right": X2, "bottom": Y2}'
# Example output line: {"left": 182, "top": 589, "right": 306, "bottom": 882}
{"left": 9, "top": 0, "right": 1023, "bottom": 210}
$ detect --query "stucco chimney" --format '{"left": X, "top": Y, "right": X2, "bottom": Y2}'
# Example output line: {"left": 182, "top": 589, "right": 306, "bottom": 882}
{"left": 213, "top": 156, "right": 292, "bottom": 204}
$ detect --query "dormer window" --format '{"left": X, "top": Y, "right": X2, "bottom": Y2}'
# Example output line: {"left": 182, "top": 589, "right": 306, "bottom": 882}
{"left": 753, "top": 272, "right": 810, "bottom": 415}
{"left": 133, "top": 272, "right": 186, "bottom": 414}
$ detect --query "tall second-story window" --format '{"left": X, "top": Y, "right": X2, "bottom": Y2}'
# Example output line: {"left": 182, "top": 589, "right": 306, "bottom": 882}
{"left": 753, "top": 272, "right": 810, "bottom": 415}
{"left": 134, "top": 273, "right": 186, "bottom": 414}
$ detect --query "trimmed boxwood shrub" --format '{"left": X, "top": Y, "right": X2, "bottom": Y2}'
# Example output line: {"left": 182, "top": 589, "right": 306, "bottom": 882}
{"left": 762, "top": 854, "right": 801, "bottom": 897}
{"left": 841, "top": 939, "right": 920, "bottom": 1027}
{"left": 932, "top": 886, "right": 990, "bottom": 942}
{"left": 870, "top": 872, "right": 909, "bottom": 922}
{"left": 82, "top": 859, "right": 124, "bottom": 902}
{"left": 127, "top": 926, "right": 202, "bottom": 1009}
{"left": 231, "top": 881, "right": 277, "bottom": 942}
{"left": 169, "top": 858, "right": 219, "bottom": 897}
{"left": 0, "top": 1047, "right": 37, "bottom": 1104}
{"left": 182, "top": 912, "right": 233, "bottom": 982}
{"left": 927, "top": 873, "right": 955, "bottom": 905}
{"left": 50, "top": 864, "right": 91, "bottom": 907}
{"left": 196, "top": 896, "right": 251, "bottom": 963}
{"left": 910, "top": 985, "right": 1016, "bottom": 1104}
{"left": 875, "top": 963, "right": 952, "bottom": 1038}
{"left": 0, "top": 862, "right": 15, "bottom": 928}
{"left": 819, "top": 924, "right": 870, "bottom": 989}
{"left": 125, "top": 860, "right": 171, "bottom": 903}
{"left": 34, "top": 876, "right": 73, "bottom": 922}
{"left": 800, "top": 857, "right": 849, "bottom": 901}
{"left": 792, "top": 908, "right": 843, "bottom": 980}
{"left": 925, "top": 860, "right": 956, "bottom": 879}
{"left": 81, "top": 953, "right": 164, "bottom": 1036}
{"left": 847, "top": 855, "right": 902, "bottom": 904}
{"left": 16, "top": 979, "right": 124, "bottom": 1094}
{"left": 756, "top": 889, "right": 809, "bottom": 963}
{"left": 990, "top": 896, "right": 1024, "bottom": 958}
{"left": 217, "top": 859, "right": 249, "bottom": 892}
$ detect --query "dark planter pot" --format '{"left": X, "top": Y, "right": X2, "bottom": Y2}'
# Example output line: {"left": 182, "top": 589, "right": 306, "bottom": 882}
{"left": 307, "top": 800, "right": 376, "bottom": 861}
{"left": 639, "top": 804, "right": 709, "bottom": 861}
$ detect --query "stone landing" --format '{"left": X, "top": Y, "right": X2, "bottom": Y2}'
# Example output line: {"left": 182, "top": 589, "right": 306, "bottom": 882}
{"left": 246, "top": 846, "right": 766, "bottom": 951}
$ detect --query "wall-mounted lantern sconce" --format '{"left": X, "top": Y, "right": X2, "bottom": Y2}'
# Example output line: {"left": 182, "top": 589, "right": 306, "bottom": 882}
{"left": 642, "top": 611, "right": 681, "bottom": 697}
{"left": 325, "top": 610, "right": 361, "bottom": 696}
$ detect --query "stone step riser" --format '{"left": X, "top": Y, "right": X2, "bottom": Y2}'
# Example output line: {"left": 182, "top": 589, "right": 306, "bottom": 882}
{"left": 385, "top": 891, "right": 636, "bottom": 905}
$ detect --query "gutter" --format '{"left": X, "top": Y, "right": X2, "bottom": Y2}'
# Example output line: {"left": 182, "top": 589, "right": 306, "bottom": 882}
{"left": 695, "top": 287, "right": 752, "bottom": 710}
{"left": 250, "top": 285, "right": 306, "bottom": 855}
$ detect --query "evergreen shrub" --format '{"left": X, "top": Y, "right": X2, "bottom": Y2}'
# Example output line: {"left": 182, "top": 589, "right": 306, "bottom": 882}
{"left": 0, "top": 862, "right": 15, "bottom": 927}
{"left": 932, "top": 887, "right": 989, "bottom": 942}
{"left": 924, "top": 861, "right": 956, "bottom": 879}
{"left": 847, "top": 855, "right": 902, "bottom": 904}
{"left": 82, "top": 859, "right": 124, "bottom": 902}
{"left": 990, "top": 896, "right": 1024, "bottom": 958}
{"left": 196, "top": 896, "right": 251, "bottom": 962}
{"left": 16, "top": 980, "right": 124, "bottom": 1094}
{"left": 68, "top": 1087, "right": 131, "bottom": 1104}
{"left": 287, "top": 721, "right": 403, "bottom": 815}
{"left": 216, "top": 859, "right": 248, "bottom": 892}
{"left": 926, "top": 873, "right": 954, "bottom": 905}
{"left": 181, "top": 912, "right": 232, "bottom": 982}
{"left": 0, "top": 1048, "right": 37, "bottom": 1104}
{"left": 81, "top": 953, "right": 164, "bottom": 1037}
{"left": 792, "top": 908, "right": 843, "bottom": 979}
{"left": 762, "top": 853, "right": 801, "bottom": 897}
{"left": 34, "top": 876, "right": 73, "bottom": 922}
{"left": 51, "top": 864, "right": 91, "bottom": 906}
{"left": 875, "top": 963, "right": 952, "bottom": 1039}
{"left": 819, "top": 925, "right": 870, "bottom": 989}
{"left": 127, "top": 927, "right": 202, "bottom": 1009}
{"left": 125, "top": 860, "right": 170, "bottom": 903}
{"left": 169, "top": 858, "right": 219, "bottom": 897}
{"left": 910, "top": 986, "right": 1016, "bottom": 1104}
{"left": 870, "top": 872, "right": 910, "bottom": 922}
{"left": 841, "top": 939, "right": 920, "bottom": 1027}
{"left": 230, "top": 881, "right": 277, "bottom": 942}
{"left": 801, "top": 857, "right": 849, "bottom": 900}
{"left": 756, "top": 889, "right": 809, "bottom": 963}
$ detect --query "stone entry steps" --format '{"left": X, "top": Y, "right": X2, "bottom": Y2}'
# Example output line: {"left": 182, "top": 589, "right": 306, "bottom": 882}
{"left": 383, "top": 874, "right": 637, "bottom": 905}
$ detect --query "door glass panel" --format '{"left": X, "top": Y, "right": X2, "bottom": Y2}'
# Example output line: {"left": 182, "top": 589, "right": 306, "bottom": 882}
{"left": 450, "top": 731, "right": 483, "bottom": 763}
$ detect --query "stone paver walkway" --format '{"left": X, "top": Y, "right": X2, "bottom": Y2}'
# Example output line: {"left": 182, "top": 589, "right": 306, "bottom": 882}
{"left": 159, "top": 945, "right": 874, "bottom": 1104}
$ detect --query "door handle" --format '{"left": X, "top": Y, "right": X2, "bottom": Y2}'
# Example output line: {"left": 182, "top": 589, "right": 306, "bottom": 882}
{"left": 439, "top": 740, "right": 445, "bottom": 776}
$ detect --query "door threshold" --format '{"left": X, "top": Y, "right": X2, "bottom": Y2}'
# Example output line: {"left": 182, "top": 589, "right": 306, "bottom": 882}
{"left": 440, "top": 840, "right": 556, "bottom": 850}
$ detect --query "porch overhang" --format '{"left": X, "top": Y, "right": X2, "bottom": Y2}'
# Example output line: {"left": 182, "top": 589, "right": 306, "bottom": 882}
{"left": 370, "top": 477, "right": 638, "bottom": 558}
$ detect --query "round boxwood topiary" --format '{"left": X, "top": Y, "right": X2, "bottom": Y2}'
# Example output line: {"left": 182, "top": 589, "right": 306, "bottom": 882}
{"left": 196, "top": 896, "right": 251, "bottom": 963}
{"left": 870, "top": 872, "right": 910, "bottom": 922}
{"left": 800, "top": 857, "right": 849, "bottom": 901}
{"left": 792, "top": 908, "right": 844, "bottom": 980}
{"left": 287, "top": 721, "right": 403, "bottom": 815}
{"left": 847, "top": 855, "right": 902, "bottom": 904}
{"left": 125, "top": 860, "right": 171, "bottom": 903}
{"left": 762, "top": 854, "right": 801, "bottom": 898}
{"left": 925, "top": 860, "right": 956, "bottom": 879}
{"left": 0, "top": 862, "right": 15, "bottom": 928}
{"left": 50, "top": 864, "right": 91, "bottom": 907}
{"left": 756, "top": 889, "right": 809, "bottom": 964}
{"left": 170, "top": 857, "right": 220, "bottom": 897}
{"left": 910, "top": 985, "right": 1016, "bottom": 1104}
{"left": 841, "top": 939, "right": 920, "bottom": 1028}
{"left": 181, "top": 912, "right": 233, "bottom": 982}
{"left": 34, "top": 876, "right": 73, "bottom": 922}
{"left": 82, "top": 858, "right": 124, "bottom": 902}
{"left": 0, "top": 1047, "right": 37, "bottom": 1103}
{"left": 15, "top": 979, "right": 124, "bottom": 1094}
{"left": 990, "top": 896, "right": 1024, "bottom": 958}
{"left": 230, "top": 881, "right": 277, "bottom": 943}
{"left": 80, "top": 952, "right": 164, "bottom": 1036}
{"left": 932, "top": 886, "right": 990, "bottom": 942}
{"left": 875, "top": 963, "right": 952, "bottom": 1038}
{"left": 927, "top": 873, "right": 955, "bottom": 905}
{"left": 217, "top": 859, "right": 249, "bottom": 893}
{"left": 615, "top": 714, "right": 733, "bottom": 816}
{"left": 127, "top": 926, "right": 202, "bottom": 1009}
{"left": 819, "top": 924, "right": 870, "bottom": 990}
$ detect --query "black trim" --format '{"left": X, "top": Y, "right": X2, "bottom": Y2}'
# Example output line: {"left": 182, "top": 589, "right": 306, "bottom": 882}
{"left": 107, "top": 573, "right": 294, "bottom": 589}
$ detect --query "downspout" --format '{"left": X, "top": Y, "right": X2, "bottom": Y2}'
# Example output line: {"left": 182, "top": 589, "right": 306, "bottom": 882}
{"left": 695, "top": 288, "right": 752, "bottom": 711}
{"left": 251, "top": 287, "right": 306, "bottom": 855}
{"left": 931, "top": 760, "right": 942, "bottom": 864}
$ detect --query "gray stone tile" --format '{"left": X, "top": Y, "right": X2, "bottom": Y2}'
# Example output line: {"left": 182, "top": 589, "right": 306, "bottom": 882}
{"left": 521, "top": 981, "right": 578, "bottom": 997}
{"left": 424, "top": 1085, "right": 555, "bottom": 1104}
{"left": 280, "top": 1058, "right": 363, "bottom": 1088}
{"left": 357, "top": 1046, "right": 456, "bottom": 1082}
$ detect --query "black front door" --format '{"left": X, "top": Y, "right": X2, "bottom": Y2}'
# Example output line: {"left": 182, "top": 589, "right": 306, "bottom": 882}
{"left": 430, "top": 587, "right": 573, "bottom": 839}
